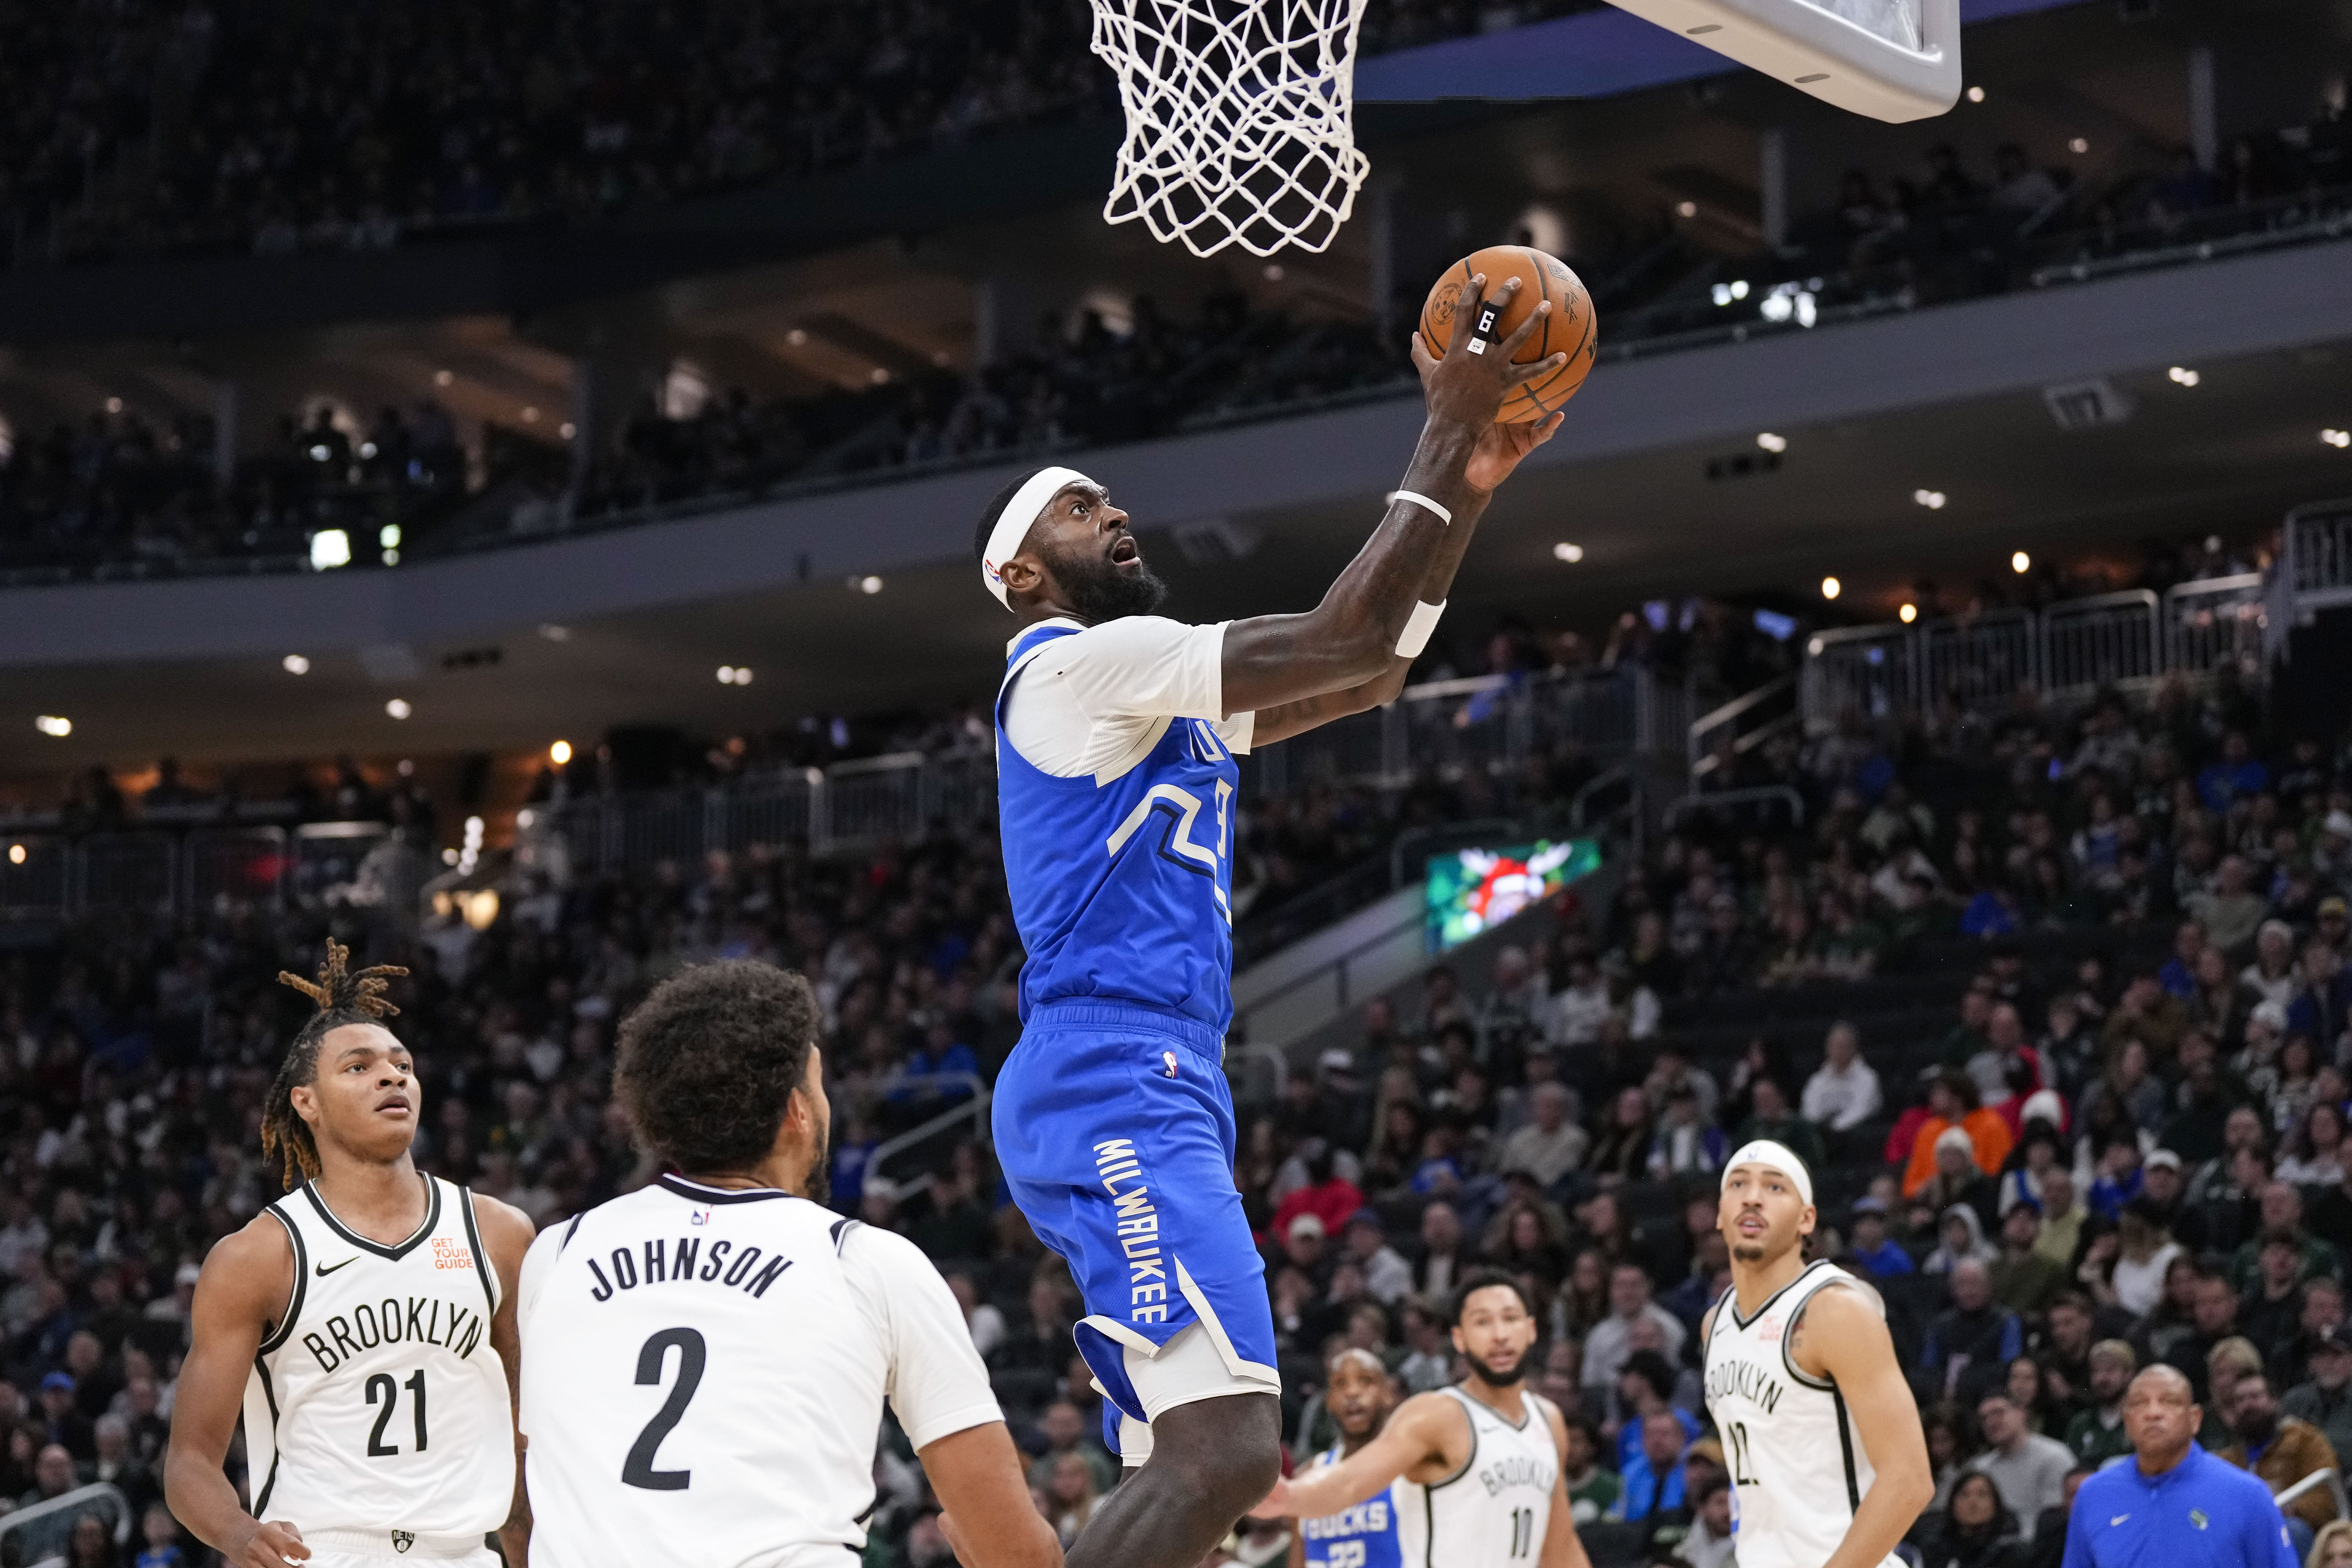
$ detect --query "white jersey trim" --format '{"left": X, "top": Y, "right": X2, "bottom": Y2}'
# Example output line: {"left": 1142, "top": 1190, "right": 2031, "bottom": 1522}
{"left": 999, "top": 615, "right": 1252, "bottom": 783}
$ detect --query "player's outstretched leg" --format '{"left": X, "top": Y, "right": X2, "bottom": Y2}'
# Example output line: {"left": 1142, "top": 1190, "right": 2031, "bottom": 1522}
{"left": 1065, "top": 1393, "right": 1281, "bottom": 1568}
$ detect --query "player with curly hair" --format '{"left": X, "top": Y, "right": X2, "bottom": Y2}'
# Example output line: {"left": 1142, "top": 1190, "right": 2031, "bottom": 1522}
{"left": 164, "top": 941, "right": 535, "bottom": 1568}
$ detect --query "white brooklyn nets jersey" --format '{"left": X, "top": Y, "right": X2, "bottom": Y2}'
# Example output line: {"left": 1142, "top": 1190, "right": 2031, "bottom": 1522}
{"left": 1703, "top": 1259, "right": 1902, "bottom": 1568}
{"left": 242, "top": 1175, "right": 514, "bottom": 1546}
{"left": 518, "top": 1174, "right": 1003, "bottom": 1568}
{"left": 1393, "top": 1386, "right": 1559, "bottom": 1568}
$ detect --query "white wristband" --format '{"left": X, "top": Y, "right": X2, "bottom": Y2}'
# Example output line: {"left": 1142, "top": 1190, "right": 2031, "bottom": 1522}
{"left": 1395, "top": 599, "right": 1446, "bottom": 658}
{"left": 1386, "top": 490, "right": 1453, "bottom": 526}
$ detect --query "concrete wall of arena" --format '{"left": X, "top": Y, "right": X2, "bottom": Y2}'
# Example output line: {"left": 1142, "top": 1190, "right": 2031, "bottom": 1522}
{"left": 3, "top": 237, "right": 2349, "bottom": 671}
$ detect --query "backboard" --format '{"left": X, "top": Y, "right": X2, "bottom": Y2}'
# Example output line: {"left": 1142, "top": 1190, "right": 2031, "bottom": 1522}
{"left": 1602, "top": 0, "right": 1960, "bottom": 121}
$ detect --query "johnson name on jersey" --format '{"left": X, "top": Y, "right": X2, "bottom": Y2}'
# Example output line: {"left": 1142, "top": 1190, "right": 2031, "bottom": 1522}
{"left": 518, "top": 1175, "right": 1001, "bottom": 1568}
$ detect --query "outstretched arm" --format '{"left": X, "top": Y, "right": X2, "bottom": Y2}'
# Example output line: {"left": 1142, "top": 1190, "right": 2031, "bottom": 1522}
{"left": 1259, "top": 1394, "right": 1466, "bottom": 1519}
{"left": 1248, "top": 409, "right": 1563, "bottom": 746}
{"left": 164, "top": 1219, "right": 313, "bottom": 1568}
{"left": 1220, "top": 276, "right": 1570, "bottom": 718}
{"left": 1793, "top": 1284, "right": 1934, "bottom": 1568}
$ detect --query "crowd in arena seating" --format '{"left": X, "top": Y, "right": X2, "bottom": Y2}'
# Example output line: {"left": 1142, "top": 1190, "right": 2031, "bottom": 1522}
{"left": 0, "top": 0, "right": 1604, "bottom": 270}
{"left": 570, "top": 288, "right": 1403, "bottom": 522}
{"left": 9, "top": 548, "right": 2352, "bottom": 1564}
{"left": 0, "top": 399, "right": 478, "bottom": 584}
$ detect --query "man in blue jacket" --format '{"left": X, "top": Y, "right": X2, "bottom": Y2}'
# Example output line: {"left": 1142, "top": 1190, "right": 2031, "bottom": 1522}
{"left": 2061, "top": 1365, "right": 2297, "bottom": 1568}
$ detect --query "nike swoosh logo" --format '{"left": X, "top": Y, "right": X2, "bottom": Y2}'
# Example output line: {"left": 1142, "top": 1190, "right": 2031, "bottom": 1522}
{"left": 315, "top": 1257, "right": 360, "bottom": 1276}
{"left": 2110, "top": 1515, "right": 2129, "bottom": 1526}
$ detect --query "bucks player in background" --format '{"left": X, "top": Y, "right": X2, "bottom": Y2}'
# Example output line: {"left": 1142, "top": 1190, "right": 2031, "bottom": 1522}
{"left": 1264, "top": 1272, "right": 1588, "bottom": 1568}
{"left": 978, "top": 275, "right": 1571, "bottom": 1568}
{"left": 1291, "top": 1348, "right": 1404, "bottom": 1568}
{"left": 1701, "top": 1141, "right": 1933, "bottom": 1568}
{"left": 164, "top": 943, "right": 535, "bottom": 1568}
{"left": 513, "top": 961, "right": 1057, "bottom": 1568}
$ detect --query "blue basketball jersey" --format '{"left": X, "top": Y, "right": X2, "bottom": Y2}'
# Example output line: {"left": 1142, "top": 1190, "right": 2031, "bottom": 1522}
{"left": 1300, "top": 1445, "right": 1404, "bottom": 1568}
{"left": 995, "top": 619, "right": 1241, "bottom": 1033}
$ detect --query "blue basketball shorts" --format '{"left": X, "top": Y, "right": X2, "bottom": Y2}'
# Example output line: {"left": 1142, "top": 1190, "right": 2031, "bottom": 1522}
{"left": 992, "top": 1001, "right": 1280, "bottom": 1458}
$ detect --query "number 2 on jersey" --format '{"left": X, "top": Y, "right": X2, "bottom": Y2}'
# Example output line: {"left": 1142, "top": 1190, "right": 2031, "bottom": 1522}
{"left": 622, "top": 1327, "right": 707, "bottom": 1491}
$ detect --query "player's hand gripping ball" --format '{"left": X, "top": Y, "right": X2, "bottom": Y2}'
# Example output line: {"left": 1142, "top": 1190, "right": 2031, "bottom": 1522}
{"left": 1419, "top": 245, "right": 1596, "bottom": 423}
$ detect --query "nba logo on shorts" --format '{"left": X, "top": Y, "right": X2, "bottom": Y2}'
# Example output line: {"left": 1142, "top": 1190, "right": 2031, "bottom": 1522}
{"left": 1164, "top": 1051, "right": 1179, "bottom": 1078}
{"left": 391, "top": 1531, "right": 415, "bottom": 1554}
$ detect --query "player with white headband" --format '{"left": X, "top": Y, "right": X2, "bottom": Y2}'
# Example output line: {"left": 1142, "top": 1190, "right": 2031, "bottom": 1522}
{"left": 970, "top": 274, "right": 1570, "bottom": 1568}
{"left": 1701, "top": 1140, "right": 1932, "bottom": 1568}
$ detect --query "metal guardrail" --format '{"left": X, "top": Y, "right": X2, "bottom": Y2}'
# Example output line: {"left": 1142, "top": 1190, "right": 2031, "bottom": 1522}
{"left": 1249, "top": 665, "right": 1680, "bottom": 796}
{"left": 1689, "top": 673, "right": 1798, "bottom": 780}
{"left": 0, "top": 1482, "right": 133, "bottom": 1565}
{"left": 543, "top": 666, "right": 1684, "bottom": 879}
{"left": 2281, "top": 499, "right": 2352, "bottom": 620}
{"left": 866, "top": 1073, "right": 991, "bottom": 1196}
{"left": 1796, "top": 571, "right": 2274, "bottom": 731}
{"left": 2271, "top": 1463, "right": 2349, "bottom": 1522}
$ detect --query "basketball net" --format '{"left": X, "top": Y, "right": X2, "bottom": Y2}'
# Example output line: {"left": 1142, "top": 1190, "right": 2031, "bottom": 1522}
{"left": 1090, "top": 0, "right": 1372, "bottom": 257}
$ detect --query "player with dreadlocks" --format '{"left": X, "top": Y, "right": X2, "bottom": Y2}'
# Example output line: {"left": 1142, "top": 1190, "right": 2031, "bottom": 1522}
{"left": 165, "top": 941, "right": 535, "bottom": 1568}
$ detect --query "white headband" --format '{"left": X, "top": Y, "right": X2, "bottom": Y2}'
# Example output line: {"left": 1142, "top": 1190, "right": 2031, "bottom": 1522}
{"left": 980, "top": 465, "right": 1093, "bottom": 610}
{"left": 1721, "top": 1140, "right": 1814, "bottom": 1207}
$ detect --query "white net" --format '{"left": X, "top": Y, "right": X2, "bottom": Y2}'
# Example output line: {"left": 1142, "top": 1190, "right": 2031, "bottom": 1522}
{"left": 1090, "top": 0, "right": 1372, "bottom": 257}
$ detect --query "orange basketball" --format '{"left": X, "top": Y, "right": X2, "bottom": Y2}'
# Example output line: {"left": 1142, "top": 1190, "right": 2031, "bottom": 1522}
{"left": 1417, "top": 244, "right": 1596, "bottom": 424}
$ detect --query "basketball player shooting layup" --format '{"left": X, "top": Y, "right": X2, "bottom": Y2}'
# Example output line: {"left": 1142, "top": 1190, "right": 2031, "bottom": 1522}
{"left": 1702, "top": 1141, "right": 1934, "bottom": 1568}
{"left": 976, "top": 273, "right": 1569, "bottom": 1568}
{"left": 164, "top": 943, "right": 536, "bottom": 1568}
{"left": 1264, "top": 1271, "right": 1585, "bottom": 1568}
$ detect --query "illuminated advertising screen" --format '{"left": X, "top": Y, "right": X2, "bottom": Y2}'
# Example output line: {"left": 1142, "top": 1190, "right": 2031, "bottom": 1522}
{"left": 1426, "top": 838, "right": 1602, "bottom": 950}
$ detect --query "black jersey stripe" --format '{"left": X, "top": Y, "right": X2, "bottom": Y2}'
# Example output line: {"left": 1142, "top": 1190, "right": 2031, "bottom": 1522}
{"left": 458, "top": 1184, "right": 498, "bottom": 1315}
{"left": 258, "top": 1204, "right": 308, "bottom": 1355}
{"left": 301, "top": 1172, "right": 441, "bottom": 1261}
{"left": 251, "top": 1357, "right": 283, "bottom": 1515}
{"left": 1832, "top": 1387, "right": 1862, "bottom": 1513}
{"left": 1726, "top": 1258, "right": 1826, "bottom": 1332}
{"left": 656, "top": 1174, "right": 790, "bottom": 1205}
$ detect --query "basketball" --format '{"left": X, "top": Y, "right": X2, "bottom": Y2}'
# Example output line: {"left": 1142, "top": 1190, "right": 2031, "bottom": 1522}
{"left": 1417, "top": 245, "right": 1597, "bottom": 423}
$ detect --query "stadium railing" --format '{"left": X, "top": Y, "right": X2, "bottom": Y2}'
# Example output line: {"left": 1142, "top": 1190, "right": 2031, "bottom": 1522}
{"left": 0, "top": 1483, "right": 134, "bottom": 1567}
{"left": 1794, "top": 565, "right": 2292, "bottom": 732}
{"left": 1688, "top": 672, "right": 1800, "bottom": 782}
{"left": 2280, "top": 497, "right": 2352, "bottom": 619}
{"left": 864, "top": 1072, "right": 993, "bottom": 1199}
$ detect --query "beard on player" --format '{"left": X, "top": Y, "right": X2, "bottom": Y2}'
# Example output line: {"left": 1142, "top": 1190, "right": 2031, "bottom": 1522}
{"left": 804, "top": 1098, "right": 833, "bottom": 1206}
{"left": 1471, "top": 1340, "right": 1532, "bottom": 1388}
{"left": 1044, "top": 527, "right": 1168, "bottom": 622}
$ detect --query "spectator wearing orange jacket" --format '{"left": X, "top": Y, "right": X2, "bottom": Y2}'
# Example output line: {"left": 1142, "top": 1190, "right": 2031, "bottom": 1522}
{"left": 1904, "top": 1071, "right": 2016, "bottom": 1198}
